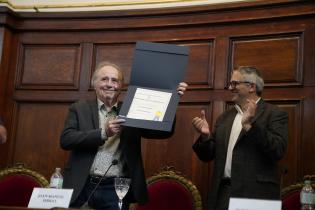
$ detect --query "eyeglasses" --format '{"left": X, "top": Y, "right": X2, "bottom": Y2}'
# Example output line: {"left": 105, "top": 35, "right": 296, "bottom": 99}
{"left": 229, "top": 80, "right": 252, "bottom": 88}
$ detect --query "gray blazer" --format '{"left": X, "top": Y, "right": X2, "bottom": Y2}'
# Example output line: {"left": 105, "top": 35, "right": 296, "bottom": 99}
{"left": 193, "top": 99, "right": 288, "bottom": 210}
{"left": 60, "top": 99, "right": 175, "bottom": 204}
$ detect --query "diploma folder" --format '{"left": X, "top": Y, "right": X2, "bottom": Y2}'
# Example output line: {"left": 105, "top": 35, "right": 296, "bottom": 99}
{"left": 119, "top": 41, "right": 189, "bottom": 131}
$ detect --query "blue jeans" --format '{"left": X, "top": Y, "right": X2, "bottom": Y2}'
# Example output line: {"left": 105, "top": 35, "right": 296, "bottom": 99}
{"left": 71, "top": 177, "right": 130, "bottom": 210}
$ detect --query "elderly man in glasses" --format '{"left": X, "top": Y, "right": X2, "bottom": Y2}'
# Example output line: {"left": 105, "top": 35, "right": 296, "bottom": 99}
{"left": 192, "top": 66, "right": 288, "bottom": 210}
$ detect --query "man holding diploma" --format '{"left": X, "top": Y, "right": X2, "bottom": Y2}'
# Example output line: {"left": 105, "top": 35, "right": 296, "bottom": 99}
{"left": 60, "top": 61, "right": 187, "bottom": 210}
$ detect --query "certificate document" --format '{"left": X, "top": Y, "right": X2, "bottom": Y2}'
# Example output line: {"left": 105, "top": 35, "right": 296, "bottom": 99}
{"left": 118, "top": 41, "right": 189, "bottom": 131}
{"left": 127, "top": 88, "right": 172, "bottom": 122}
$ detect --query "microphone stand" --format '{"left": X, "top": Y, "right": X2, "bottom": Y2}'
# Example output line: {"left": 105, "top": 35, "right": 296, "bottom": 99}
{"left": 82, "top": 159, "right": 118, "bottom": 209}
{"left": 280, "top": 166, "right": 288, "bottom": 198}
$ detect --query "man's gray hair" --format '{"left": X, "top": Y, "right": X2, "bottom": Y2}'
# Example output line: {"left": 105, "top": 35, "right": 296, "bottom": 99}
{"left": 91, "top": 61, "right": 124, "bottom": 87}
{"left": 235, "top": 66, "right": 264, "bottom": 96}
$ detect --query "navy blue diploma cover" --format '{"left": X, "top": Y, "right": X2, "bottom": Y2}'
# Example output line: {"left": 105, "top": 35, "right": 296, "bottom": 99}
{"left": 119, "top": 41, "right": 189, "bottom": 131}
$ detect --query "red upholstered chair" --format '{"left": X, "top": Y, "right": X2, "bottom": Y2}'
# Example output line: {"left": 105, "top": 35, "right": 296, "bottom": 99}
{"left": 281, "top": 182, "right": 303, "bottom": 210}
{"left": 0, "top": 163, "right": 49, "bottom": 207}
{"left": 130, "top": 167, "right": 202, "bottom": 210}
{"left": 281, "top": 175, "right": 315, "bottom": 210}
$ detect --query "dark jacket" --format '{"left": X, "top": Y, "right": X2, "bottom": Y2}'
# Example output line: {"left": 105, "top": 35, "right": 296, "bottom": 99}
{"left": 193, "top": 100, "right": 288, "bottom": 210}
{"left": 60, "top": 99, "right": 174, "bottom": 204}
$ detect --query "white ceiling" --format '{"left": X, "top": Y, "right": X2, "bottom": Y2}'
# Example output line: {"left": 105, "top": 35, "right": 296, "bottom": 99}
{"left": 0, "top": 0, "right": 249, "bottom": 12}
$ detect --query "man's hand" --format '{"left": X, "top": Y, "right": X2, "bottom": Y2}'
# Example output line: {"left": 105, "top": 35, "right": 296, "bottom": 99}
{"left": 177, "top": 82, "right": 188, "bottom": 96}
{"left": 192, "top": 110, "right": 210, "bottom": 139}
{"left": 241, "top": 99, "right": 257, "bottom": 131}
{"left": 105, "top": 117, "right": 126, "bottom": 137}
{"left": 0, "top": 125, "right": 7, "bottom": 144}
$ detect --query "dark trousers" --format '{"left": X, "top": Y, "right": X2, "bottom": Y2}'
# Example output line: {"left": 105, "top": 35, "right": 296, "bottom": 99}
{"left": 71, "top": 177, "right": 130, "bottom": 210}
{"left": 215, "top": 178, "right": 231, "bottom": 210}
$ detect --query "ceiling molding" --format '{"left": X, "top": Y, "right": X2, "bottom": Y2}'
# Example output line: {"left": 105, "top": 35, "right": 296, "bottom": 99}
{"left": 0, "top": 0, "right": 248, "bottom": 12}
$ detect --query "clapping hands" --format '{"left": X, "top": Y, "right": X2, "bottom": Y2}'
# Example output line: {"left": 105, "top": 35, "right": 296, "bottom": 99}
{"left": 241, "top": 99, "right": 257, "bottom": 131}
{"left": 192, "top": 110, "right": 210, "bottom": 139}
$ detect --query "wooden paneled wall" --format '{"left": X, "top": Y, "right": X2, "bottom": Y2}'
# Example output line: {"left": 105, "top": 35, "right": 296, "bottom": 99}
{"left": 1, "top": 1, "right": 315, "bottom": 209}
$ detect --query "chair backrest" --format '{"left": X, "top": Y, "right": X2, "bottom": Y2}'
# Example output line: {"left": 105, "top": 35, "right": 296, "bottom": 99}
{"left": 281, "top": 175, "right": 315, "bottom": 210}
{"left": 281, "top": 182, "right": 303, "bottom": 210}
{"left": 131, "top": 167, "right": 202, "bottom": 210}
{"left": 0, "top": 163, "right": 49, "bottom": 207}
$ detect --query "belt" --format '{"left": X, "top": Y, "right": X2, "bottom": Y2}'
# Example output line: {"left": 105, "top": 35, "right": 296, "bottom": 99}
{"left": 89, "top": 175, "right": 115, "bottom": 185}
{"left": 221, "top": 177, "right": 231, "bottom": 186}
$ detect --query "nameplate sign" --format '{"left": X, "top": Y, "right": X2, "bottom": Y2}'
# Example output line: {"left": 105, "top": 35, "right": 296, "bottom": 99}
{"left": 229, "top": 198, "right": 281, "bottom": 210}
{"left": 28, "top": 188, "right": 73, "bottom": 209}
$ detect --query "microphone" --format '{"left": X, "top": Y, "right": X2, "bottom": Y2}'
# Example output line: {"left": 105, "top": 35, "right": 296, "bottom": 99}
{"left": 83, "top": 159, "right": 119, "bottom": 208}
{"left": 280, "top": 166, "right": 288, "bottom": 197}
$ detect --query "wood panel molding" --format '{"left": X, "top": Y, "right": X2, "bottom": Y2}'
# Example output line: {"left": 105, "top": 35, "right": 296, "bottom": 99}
{"left": 272, "top": 100, "right": 303, "bottom": 189}
{"left": 16, "top": 44, "right": 81, "bottom": 90}
{"left": 229, "top": 32, "right": 303, "bottom": 87}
